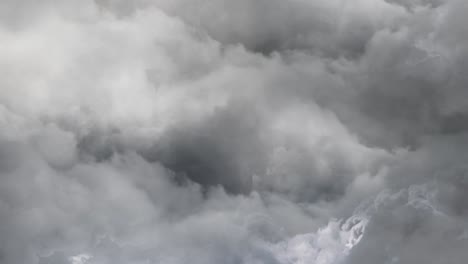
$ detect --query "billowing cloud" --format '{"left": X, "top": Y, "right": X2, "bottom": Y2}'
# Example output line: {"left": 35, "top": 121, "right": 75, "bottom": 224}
{"left": 0, "top": 0, "right": 467, "bottom": 263}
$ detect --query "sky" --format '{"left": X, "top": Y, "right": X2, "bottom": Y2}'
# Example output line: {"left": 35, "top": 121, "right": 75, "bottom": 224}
{"left": 0, "top": 0, "right": 468, "bottom": 263}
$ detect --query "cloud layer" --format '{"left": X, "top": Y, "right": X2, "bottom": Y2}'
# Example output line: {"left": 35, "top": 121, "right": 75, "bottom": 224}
{"left": 0, "top": 0, "right": 468, "bottom": 263}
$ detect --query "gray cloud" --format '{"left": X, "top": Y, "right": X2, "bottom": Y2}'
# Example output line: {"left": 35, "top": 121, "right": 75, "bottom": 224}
{"left": 0, "top": 0, "right": 468, "bottom": 263}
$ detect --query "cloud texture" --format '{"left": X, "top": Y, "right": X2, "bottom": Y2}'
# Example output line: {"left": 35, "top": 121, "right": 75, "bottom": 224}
{"left": 0, "top": 0, "right": 468, "bottom": 263}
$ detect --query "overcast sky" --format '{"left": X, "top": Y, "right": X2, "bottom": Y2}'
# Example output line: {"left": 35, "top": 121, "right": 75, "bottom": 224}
{"left": 1, "top": 0, "right": 468, "bottom": 263}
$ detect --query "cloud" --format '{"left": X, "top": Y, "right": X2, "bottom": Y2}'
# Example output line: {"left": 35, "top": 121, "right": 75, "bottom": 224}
{"left": 0, "top": 0, "right": 468, "bottom": 263}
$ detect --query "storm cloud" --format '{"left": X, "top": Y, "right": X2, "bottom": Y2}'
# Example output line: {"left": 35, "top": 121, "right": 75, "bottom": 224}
{"left": 0, "top": 0, "right": 468, "bottom": 263}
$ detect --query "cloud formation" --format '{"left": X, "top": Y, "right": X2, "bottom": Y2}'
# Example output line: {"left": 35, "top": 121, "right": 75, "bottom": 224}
{"left": 0, "top": 0, "right": 467, "bottom": 263}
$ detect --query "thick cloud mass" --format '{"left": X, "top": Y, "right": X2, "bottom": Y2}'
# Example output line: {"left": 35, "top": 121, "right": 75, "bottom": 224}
{"left": 1, "top": 0, "right": 468, "bottom": 263}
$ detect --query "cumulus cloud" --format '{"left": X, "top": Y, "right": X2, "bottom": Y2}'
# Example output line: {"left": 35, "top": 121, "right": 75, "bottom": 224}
{"left": 0, "top": 0, "right": 467, "bottom": 263}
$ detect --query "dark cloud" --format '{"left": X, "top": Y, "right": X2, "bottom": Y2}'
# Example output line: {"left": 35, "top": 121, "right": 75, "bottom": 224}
{"left": 1, "top": 0, "right": 468, "bottom": 263}
{"left": 146, "top": 102, "right": 266, "bottom": 194}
